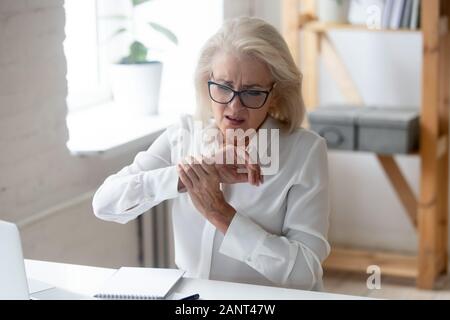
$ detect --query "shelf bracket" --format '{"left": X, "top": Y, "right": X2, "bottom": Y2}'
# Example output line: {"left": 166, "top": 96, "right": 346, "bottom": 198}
{"left": 321, "top": 34, "right": 365, "bottom": 105}
{"left": 377, "top": 155, "right": 418, "bottom": 228}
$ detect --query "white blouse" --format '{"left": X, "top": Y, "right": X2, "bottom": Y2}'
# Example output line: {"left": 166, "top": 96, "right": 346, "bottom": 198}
{"left": 92, "top": 114, "right": 330, "bottom": 291}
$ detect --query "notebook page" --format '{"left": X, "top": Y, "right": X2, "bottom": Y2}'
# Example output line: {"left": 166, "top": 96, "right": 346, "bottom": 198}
{"left": 94, "top": 267, "right": 185, "bottom": 299}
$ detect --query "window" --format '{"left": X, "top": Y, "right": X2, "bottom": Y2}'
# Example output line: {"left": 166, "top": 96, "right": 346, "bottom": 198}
{"left": 63, "top": 0, "right": 108, "bottom": 110}
{"left": 63, "top": 0, "right": 224, "bottom": 115}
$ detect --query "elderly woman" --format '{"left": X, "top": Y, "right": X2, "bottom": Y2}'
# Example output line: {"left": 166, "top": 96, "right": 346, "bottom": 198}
{"left": 93, "top": 17, "right": 330, "bottom": 291}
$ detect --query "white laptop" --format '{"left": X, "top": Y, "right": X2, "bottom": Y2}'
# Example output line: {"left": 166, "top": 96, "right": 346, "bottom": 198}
{"left": 0, "top": 220, "right": 92, "bottom": 300}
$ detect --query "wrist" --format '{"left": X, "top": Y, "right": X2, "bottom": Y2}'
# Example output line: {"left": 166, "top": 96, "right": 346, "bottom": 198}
{"left": 208, "top": 202, "right": 236, "bottom": 234}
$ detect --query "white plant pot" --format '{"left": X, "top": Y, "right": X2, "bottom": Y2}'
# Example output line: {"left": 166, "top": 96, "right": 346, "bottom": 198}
{"left": 110, "top": 62, "right": 163, "bottom": 115}
{"left": 317, "top": 0, "right": 351, "bottom": 23}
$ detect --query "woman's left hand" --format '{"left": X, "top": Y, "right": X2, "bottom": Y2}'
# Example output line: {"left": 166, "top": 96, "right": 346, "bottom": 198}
{"left": 177, "top": 157, "right": 236, "bottom": 234}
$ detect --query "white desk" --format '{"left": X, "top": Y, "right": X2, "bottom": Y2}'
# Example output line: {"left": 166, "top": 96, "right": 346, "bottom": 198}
{"left": 25, "top": 259, "right": 366, "bottom": 300}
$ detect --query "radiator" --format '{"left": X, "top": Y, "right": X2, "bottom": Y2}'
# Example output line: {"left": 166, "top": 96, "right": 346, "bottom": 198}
{"left": 140, "top": 200, "right": 176, "bottom": 268}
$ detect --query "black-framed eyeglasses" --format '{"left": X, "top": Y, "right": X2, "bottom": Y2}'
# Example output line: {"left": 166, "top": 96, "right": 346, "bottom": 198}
{"left": 207, "top": 80, "right": 275, "bottom": 109}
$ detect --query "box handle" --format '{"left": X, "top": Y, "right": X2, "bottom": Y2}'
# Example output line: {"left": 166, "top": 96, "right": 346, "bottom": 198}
{"left": 319, "top": 127, "right": 344, "bottom": 148}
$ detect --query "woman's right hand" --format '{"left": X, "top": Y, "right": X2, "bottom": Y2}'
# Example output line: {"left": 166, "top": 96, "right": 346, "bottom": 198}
{"left": 177, "top": 145, "right": 263, "bottom": 193}
{"left": 210, "top": 144, "right": 263, "bottom": 186}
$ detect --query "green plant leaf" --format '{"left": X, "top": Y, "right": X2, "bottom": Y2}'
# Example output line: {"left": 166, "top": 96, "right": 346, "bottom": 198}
{"left": 148, "top": 22, "right": 178, "bottom": 45}
{"left": 106, "top": 27, "right": 128, "bottom": 42}
{"left": 132, "top": 0, "right": 152, "bottom": 7}
{"left": 124, "top": 40, "right": 148, "bottom": 63}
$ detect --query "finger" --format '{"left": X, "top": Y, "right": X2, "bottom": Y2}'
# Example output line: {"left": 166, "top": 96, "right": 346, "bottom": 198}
{"left": 190, "top": 157, "right": 209, "bottom": 178}
{"left": 242, "top": 161, "right": 255, "bottom": 186}
{"left": 245, "top": 152, "right": 263, "bottom": 185}
{"left": 254, "top": 162, "right": 262, "bottom": 185}
{"left": 234, "top": 166, "right": 249, "bottom": 182}
{"left": 223, "top": 145, "right": 236, "bottom": 166}
{"left": 236, "top": 164, "right": 247, "bottom": 174}
{"left": 241, "top": 152, "right": 260, "bottom": 186}
{"left": 240, "top": 149, "right": 259, "bottom": 169}
{"left": 202, "top": 154, "right": 216, "bottom": 166}
{"left": 234, "top": 146, "right": 246, "bottom": 166}
{"left": 244, "top": 158, "right": 259, "bottom": 186}
{"left": 181, "top": 161, "right": 199, "bottom": 184}
{"left": 252, "top": 164, "right": 262, "bottom": 186}
{"left": 177, "top": 164, "right": 193, "bottom": 189}
{"left": 249, "top": 165, "right": 257, "bottom": 186}
{"left": 201, "top": 160, "right": 217, "bottom": 176}
{"left": 198, "top": 156, "right": 217, "bottom": 175}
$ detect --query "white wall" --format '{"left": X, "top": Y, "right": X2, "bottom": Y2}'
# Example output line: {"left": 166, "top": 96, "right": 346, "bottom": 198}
{"left": 0, "top": 0, "right": 143, "bottom": 268}
{"left": 225, "top": 0, "right": 444, "bottom": 254}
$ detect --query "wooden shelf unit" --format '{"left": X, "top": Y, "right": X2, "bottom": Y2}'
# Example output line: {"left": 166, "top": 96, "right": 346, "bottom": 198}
{"left": 282, "top": 0, "right": 450, "bottom": 289}
{"left": 302, "top": 21, "right": 420, "bottom": 34}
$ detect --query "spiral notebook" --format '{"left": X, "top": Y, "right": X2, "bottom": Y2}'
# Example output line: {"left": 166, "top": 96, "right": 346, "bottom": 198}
{"left": 94, "top": 267, "right": 185, "bottom": 300}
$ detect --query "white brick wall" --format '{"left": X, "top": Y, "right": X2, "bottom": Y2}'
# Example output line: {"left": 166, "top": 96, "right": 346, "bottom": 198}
{"left": 0, "top": 0, "right": 143, "bottom": 268}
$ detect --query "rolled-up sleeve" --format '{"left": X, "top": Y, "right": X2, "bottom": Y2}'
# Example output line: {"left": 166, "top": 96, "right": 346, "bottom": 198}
{"left": 92, "top": 129, "right": 180, "bottom": 224}
{"left": 219, "top": 138, "right": 330, "bottom": 290}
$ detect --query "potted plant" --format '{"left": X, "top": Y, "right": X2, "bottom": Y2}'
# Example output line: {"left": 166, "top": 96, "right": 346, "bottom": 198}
{"left": 105, "top": 0, "right": 178, "bottom": 115}
{"left": 317, "top": 0, "right": 351, "bottom": 24}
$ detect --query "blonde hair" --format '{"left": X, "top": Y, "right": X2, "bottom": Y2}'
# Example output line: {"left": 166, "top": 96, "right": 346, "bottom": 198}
{"left": 194, "top": 17, "right": 305, "bottom": 132}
